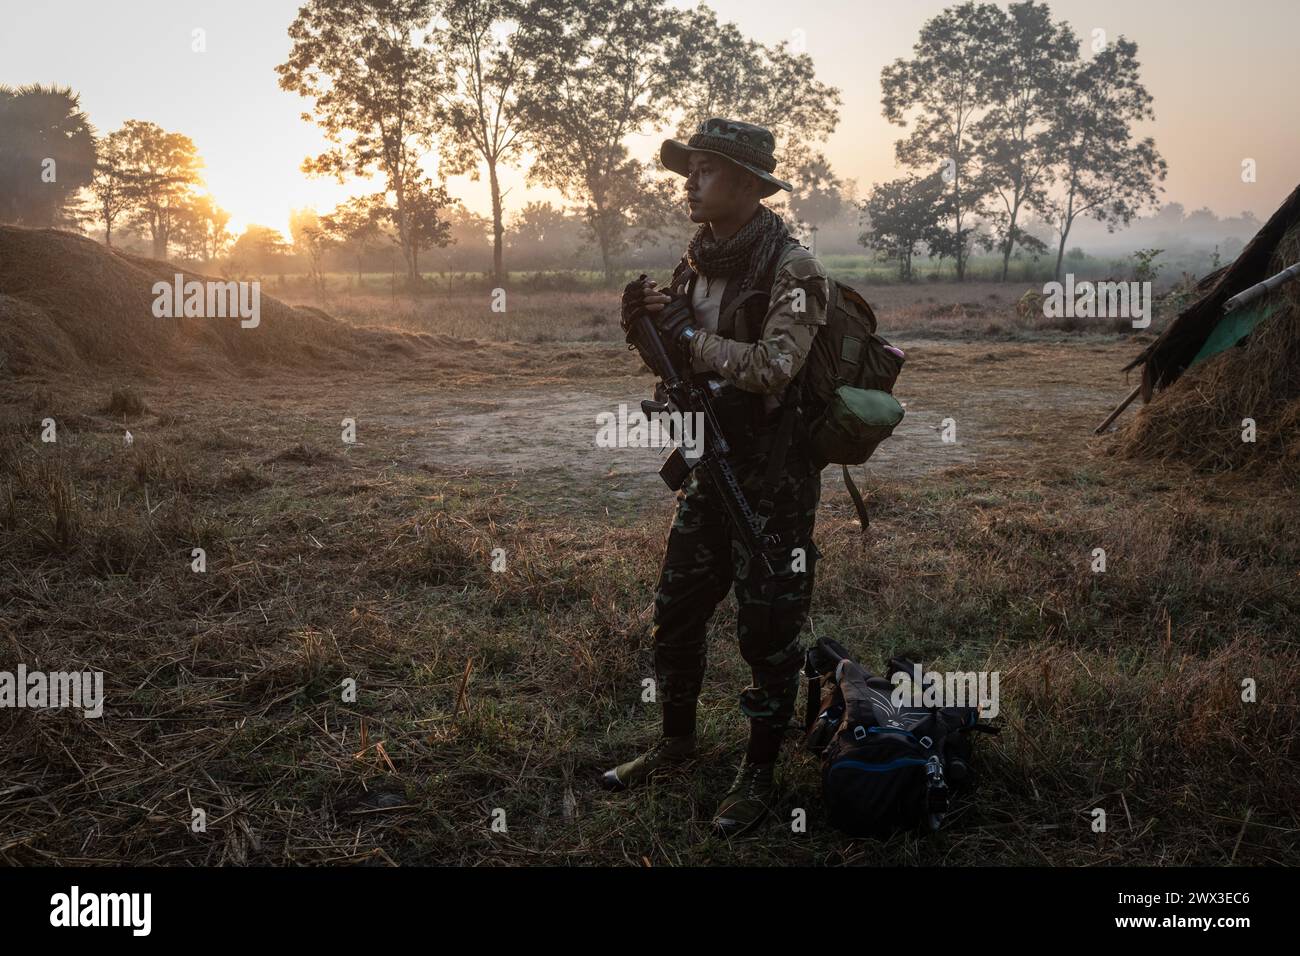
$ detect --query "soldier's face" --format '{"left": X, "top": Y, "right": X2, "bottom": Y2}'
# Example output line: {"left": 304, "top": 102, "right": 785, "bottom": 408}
{"left": 685, "top": 154, "right": 759, "bottom": 224}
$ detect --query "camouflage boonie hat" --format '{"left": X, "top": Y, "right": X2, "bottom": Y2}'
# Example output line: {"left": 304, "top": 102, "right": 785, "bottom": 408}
{"left": 661, "top": 118, "right": 794, "bottom": 198}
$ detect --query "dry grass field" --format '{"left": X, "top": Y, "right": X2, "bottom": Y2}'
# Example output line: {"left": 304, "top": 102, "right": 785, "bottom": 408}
{"left": 288, "top": 278, "right": 1131, "bottom": 345}
{"left": 4, "top": 299, "right": 1297, "bottom": 864}
{"left": 1, "top": 229, "right": 1296, "bottom": 865}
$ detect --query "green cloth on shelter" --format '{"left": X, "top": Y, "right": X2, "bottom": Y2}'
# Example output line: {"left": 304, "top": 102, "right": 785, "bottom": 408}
{"left": 1191, "top": 301, "right": 1275, "bottom": 367}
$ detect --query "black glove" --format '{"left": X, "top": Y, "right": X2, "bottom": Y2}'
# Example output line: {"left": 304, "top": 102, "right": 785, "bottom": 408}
{"left": 652, "top": 293, "right": 696, "bottom": 358}
{"left": 620, "top": 274, "right": 651, "bottom": 336}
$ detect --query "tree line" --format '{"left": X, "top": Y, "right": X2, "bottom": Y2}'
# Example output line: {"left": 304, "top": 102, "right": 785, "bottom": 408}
{"left": 863, "top": 0, "right": 1166, "bottom": 283}
{"left": 274, "top": 0, "right": 845, "bottom": 286}
{"left": 0, "top": 87, "right": 233, "bottom": 264}
{"left": 1, "top": 1, "right": 1168, "bottom": 287}
{"left": 0, "top": 0, "right": 844, "bottom": 286}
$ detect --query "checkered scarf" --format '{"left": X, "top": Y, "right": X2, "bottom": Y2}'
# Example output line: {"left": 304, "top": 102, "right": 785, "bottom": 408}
{"left": 686, "top": 204, "right": 794, "bottom": 291}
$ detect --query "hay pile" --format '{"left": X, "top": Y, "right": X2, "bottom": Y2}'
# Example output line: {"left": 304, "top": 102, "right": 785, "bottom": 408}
{"left": 0, "top": 225, "right": 432, "bottom": 376}
{"left": 1114, "top": 224, "right": 1300, "bottom": 478}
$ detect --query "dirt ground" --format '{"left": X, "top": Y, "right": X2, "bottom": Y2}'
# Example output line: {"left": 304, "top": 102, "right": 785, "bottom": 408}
{"left": 307, "top": 337, "right": 1135, "bottom": 509}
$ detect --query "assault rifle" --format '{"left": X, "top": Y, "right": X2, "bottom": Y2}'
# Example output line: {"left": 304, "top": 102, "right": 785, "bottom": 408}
{"left": 623, "top": 275, "right": 777, "bottom": 580}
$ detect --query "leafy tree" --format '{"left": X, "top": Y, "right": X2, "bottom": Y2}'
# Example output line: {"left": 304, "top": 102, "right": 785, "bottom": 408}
{"left": 1037, "top": 37, "right": 1166, "bottom": 281}
{"left": 431, "top": 0, "right": 541, "bottom": 284}
{"left": 671, "top": 4, "right": 843, "bottom": 253}
{"left": 673, "top": 5, "right": 841, "bottom": 169}
{"left": 630, "top": 167, "right": 699, "bottom": 259}
{"left": 789, "top": 151, "right": 846, "bottom": 254}
{"left": 200, "top": 200, "right": 233, "bottom": 262}
{"left": 230, "top": 225, "right": 292, "bottom": 277}
{"left": 431, "top": 201, "right": 490, "bottom": 273}
{"left": 506, "top": 200, "right": 588, "bottom": 269}
{"left": 172, "top": 193, "right": 232, "bottom": 262}
{"left": 1131, "top": 247, "right": 1164, "bottom": 284}
{"left": 973, "top": 1, "right": 1077, "bottom": 280}
{"left": 515, "top": 0, "right": 841, "bottom": 283}
{"left": 321, "top": 194, "right": 386, "bottom": 282}
{"left": 976, "top": 209, "right": 1048, "bottom": 266}
{"left": 376, "top": 174, "right": 454, "bottom": 277}
{"left": 881, "top": 1, "right": 1004, "bottom": 281}
{"left": 860, "top": 172, "right": 949, "bottom": 280}
{"left": 114, "top": 120, "right": 205, "bottom": 259}
{"left": 88, "top": 129, "right": 141, "bottom": 246}
{"left": 278, "top": 0, "right": 443, "bottom": 284}
{"left": 515, "top": 0, "right": 691, "bottom": 286}
{"left": 0, "top": 84, "right": 96, "bottom": 227}
{"left": 289, "top": 207, "right": 333, "bottom": 292}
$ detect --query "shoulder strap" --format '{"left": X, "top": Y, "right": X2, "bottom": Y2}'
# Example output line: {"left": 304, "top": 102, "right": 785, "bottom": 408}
{"left": 719, "top": 286, "right": 764, "bottom": 341}
{"left": 753, "top": 244, "right": 819, "bottom": 518}
{"left": 669, "top": 255, "right": 693, "bottom": 293}
{"left": 770, "top": 237, "right": 806, "bottom": 281}
{"left": 756, "top": 389, "right": 800, "bottom": 520}
{"left": 706, "top": 238, "right": 806, "bottom": 343}
{"left": 843, "top": 465, "right": 870, "bottom": 530}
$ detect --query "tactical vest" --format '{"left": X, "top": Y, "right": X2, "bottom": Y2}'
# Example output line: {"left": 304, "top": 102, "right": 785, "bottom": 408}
{"left": 666, "top": 238, "right": 804, "bottom": 440}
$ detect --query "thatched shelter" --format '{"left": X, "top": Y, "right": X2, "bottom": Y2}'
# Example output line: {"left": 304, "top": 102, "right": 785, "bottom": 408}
{"left": 1114, "top": 183, "right": 1300, "bottom": 475}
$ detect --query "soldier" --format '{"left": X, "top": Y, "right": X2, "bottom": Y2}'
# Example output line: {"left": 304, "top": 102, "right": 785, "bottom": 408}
{"left": 602, "top": 118, "right": 830, "bottom": 836}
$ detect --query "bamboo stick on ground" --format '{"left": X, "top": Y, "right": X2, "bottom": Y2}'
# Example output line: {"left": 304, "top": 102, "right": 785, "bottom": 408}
{"left": 1094, "top": 383, "right": 1143, "bottom": 434}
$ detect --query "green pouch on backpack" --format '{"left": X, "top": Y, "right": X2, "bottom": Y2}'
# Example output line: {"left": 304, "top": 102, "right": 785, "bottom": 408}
{"left": 810, "top": 385, "right": 905, "bottom": 467}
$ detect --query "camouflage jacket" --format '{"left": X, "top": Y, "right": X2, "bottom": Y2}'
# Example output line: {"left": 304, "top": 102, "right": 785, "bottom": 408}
{"left": 682, "top": 244, "right": 830, "bottom": 396}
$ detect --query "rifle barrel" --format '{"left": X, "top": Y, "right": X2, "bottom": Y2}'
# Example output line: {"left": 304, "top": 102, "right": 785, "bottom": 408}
{"left": 626, "top": 306, "right": 775, "bottom": 580}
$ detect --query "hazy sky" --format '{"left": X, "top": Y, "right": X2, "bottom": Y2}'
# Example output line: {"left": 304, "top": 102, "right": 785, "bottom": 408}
{"left": 4, "top": 0, "right": 1297, "bottom": 236}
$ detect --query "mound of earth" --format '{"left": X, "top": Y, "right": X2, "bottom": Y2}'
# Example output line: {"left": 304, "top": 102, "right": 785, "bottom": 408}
{"left": 0, "top": 225, "right": 437, "bottom": 376}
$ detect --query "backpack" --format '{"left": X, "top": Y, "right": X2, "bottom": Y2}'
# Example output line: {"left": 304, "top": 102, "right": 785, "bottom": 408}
{"left": 798, "top": 277, "right": 906, "bottom": 528}
{"left": 803, "top": 637, "right": 997, "bottom": 839}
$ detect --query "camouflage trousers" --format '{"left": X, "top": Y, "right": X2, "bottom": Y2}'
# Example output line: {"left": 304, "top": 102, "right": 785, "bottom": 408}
{"left": 651, "top": 430, "right": 822, "bottom": 734}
